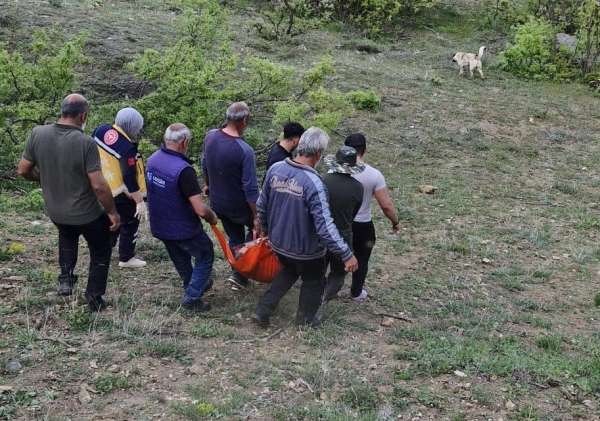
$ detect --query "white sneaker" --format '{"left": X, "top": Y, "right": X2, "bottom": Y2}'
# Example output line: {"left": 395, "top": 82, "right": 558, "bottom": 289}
{"left": 118, "top": 257, "right": 147, "bottom": 269}
{"left": 351, "top": 289, "right": 368, "bottom": 303}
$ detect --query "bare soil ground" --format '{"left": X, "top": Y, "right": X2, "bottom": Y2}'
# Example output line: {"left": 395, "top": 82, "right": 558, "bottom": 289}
{"left": 1, "top": 1, "right": 600, "bottom": 420}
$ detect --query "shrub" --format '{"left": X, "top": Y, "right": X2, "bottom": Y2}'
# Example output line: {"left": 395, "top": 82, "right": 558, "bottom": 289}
{"left": 0, "top": 30, "right": 85, "bottom": 185}
{"left": 130, "top": 4, "right": 356, "bottom": 158}
{"left": 529, "top": 0, "right": 585, "bottom": 33}
{"left": 500, "top": 17, "right": 575, "bottom": 80}
{"left": 254, "top": 0, "right": 313, "bottom": 41}
{"left": 309, "top": 0, "right": 440, "bottom": 36}
{"left": 347, "top": 90, "right": 381, "bottom": 110}
{"left": 576, "top": 0, "right": 600, "bottom": 75}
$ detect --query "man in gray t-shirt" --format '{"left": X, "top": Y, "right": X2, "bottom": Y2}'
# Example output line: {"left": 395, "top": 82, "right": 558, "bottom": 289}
{"left": 17, "top": 94, "right": 120, "bottom": 311}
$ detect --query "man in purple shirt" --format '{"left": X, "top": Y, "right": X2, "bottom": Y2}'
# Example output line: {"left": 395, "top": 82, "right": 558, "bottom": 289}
{"left": 202, "top": 102, "right": 259, "bottom": 289}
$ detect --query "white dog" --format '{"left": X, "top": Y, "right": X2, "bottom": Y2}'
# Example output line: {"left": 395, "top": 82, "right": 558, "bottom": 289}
{"left": 452, "top": 46, "right": 486, "bottom": 79}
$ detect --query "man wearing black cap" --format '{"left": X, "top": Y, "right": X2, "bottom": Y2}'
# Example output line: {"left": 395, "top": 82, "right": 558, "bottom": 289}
{"left": 322, "top": 146, "right": 364, "bottom": 301}
{"left": 344, "top": 133, "right": 400, "bottom": 302}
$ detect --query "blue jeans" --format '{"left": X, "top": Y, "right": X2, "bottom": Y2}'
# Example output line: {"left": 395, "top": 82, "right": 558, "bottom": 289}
{"left": 162, "top": 231, "right": 214, "bottom": 300}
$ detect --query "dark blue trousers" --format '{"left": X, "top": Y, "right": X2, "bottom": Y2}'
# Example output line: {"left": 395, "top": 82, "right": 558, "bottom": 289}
{"left": 162, "top": 230, "right": 214, "bottom": 300}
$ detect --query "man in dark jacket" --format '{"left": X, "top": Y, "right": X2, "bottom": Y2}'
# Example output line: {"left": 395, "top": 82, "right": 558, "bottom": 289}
{"left": 254, "top": 127, "right": 358, "bottom": 328}
{"left": 322, "top": 146, "right": 364, "bottom": 301}
{"left": 265, "top": 122, "right": 305, "bottom": 171}
{"left": 147, "top": 123, "right": 218, "bottom": 312}
{"left": 202, "top": 102, "right": 259, "bottom": 290}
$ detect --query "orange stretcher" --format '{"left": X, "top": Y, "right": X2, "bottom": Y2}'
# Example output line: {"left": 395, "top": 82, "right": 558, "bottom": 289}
{"left": 211, "top": 225, "right": 281, "bottom": 283}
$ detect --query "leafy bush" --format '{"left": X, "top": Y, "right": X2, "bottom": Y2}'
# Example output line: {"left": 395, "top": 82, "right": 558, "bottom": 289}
{"left": 484, "top": 0, "right": 530, "bottom": 30}
{"left": 347, "top": 90, "right": 381, "bottom": 110}
{"left": 343, "top": 0, "right": 439, "bottom": 36}
{"left": 576, "top": 0, "right": 600, "bottom": 75}
{"left": 499, "top": 17, "right": 575, "bottom": 80}
{"left": 529, "top": 0, "right": 585, "bottom": 33}
{"left": 0, "top": 30, "right": 85, "bottom": 184}
{"left": 130, "top": 4, "right": 355, "bottom": 156}
{"left": 254, "top": 0, "right": 313, "bottom": 41}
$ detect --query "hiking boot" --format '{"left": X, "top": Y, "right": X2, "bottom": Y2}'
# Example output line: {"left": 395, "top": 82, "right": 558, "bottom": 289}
{"left": 118, "top": 257, "right": 147, "bottom": 269}
{"left": 86, "top": 295, "right": 108, "bottom": 312}
{"left": 252, "top": 314, "right": 270, "bottom": 329}
{"left": 181, "top": 296, "right": 211, "bottom": 313}
{"left": 227, "top": 274, "right": 249, "bottom": 291}
{"left": 57, "top": 274, "right": 77, "bottom": 296}
{"left": 351, "top": 289, "right": 368, "bottom": 303}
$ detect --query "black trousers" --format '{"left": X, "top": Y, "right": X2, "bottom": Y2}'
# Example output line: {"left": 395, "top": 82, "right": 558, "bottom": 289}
{"left": 323, "top": 252, "right": 347, "bottom": 301}
{"left": 217, "top": 212, "right": 253, "bottom": 282}
{"left": 112, "top": 194, "right": 139, "bottom": 262}
{"left": 256, "top": 254, "right": 327, "bottom": 324}
{"left": 351, "top": 221, "right": 376, "bottom": 298}
{"left": 54, "top": 214, "right": 113, "bottom": 297}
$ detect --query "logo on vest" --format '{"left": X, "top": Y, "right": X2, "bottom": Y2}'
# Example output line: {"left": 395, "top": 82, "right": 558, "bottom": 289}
{"left": 104, "top": 129, "right": 119, "bottom": 146}
{"left": 270, "top": 176, "right": 303, "bottom": 197}
{"left": 147, "top": 172, "right": 166, "bottom": 188}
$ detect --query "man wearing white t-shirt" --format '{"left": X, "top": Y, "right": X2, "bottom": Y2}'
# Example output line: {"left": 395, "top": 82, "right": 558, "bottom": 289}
{"left": 344, "top": 133, "right": 400, "bottom": 302}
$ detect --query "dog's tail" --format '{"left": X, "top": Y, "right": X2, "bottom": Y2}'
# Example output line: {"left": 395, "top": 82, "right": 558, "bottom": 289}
{"left": 478, "top": 46, "right": 487, "bottom": 59}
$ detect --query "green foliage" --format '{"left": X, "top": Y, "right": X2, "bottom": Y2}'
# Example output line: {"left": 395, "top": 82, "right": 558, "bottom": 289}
{"left": 0, "top": 30, "right": 85, "bottom": 182}
{"left": 65, "top": 307, "right": 93, "bottom": 332}
{"left": 500, "top": 17, "right": 575, "bottom": 80}
{"left": 340, "top": 381, "right": 380, "bottom": 412}
{"left": 576, "top": 0, "right": 600, "bottom": 75}
{"left": 484, "top": 0, "right": 530, "bottom": 30}
{"left": 94, "top": 374, "right": 133, "bottom": 394}
{"left": 530, "top": 0, "right": 584, "bottom": 33}
{"left": 594, "top": 292, "right": 600, "bottom": 307}
{"left": 347, "top": 89, "right": 381, "bottom": 110}
{"left": 254, "top": 0, "right": 312, "bottom": 41}
{"left": 316, "top": 0, "right": 441, "bottom": 36}
{"left": 131, "top": 5, "right": 354, "bottom": 157}
{"left": 536, "top": 334, "right": 563, "bottom": 353}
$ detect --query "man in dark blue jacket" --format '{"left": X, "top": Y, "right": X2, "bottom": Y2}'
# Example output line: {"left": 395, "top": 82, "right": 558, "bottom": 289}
{"left": 202, "top": 102, "right": 259, "bottom": 290}
{"left": 254, "top": 127, "right": 359, "bottom": 328}
{"left": 147, "top": 123, "right": 218, "bottom": 312}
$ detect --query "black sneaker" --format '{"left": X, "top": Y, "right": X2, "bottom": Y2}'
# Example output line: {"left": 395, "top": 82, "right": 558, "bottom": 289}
{"left": 181, "top": 298, "right": 211, "bottom": 313}
{"left": 252, "top": 314, "right": 270, "bottom": 328}
{"left": 57, "top": 275, "right": 77, "bottom": 296}
{"left": 86, "top": 295, "right": 108, "bottom": 312}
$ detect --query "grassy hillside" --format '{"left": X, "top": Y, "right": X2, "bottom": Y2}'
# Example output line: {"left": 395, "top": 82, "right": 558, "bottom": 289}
{"left": 1, "top": 1, "right": 600, "bottom": 420}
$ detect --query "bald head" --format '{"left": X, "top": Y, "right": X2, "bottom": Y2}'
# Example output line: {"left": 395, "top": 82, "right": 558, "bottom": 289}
{"left": 61, "top": 94, "right": 89, "bottom": 118}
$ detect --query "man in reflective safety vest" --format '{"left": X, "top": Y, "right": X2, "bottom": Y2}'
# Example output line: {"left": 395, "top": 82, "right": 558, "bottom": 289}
{"left": 93, "top": 107, "right": 148, "bottom": 269}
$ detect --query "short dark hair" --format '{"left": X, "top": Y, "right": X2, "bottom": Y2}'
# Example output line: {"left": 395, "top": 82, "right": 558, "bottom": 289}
{"left": 283, "top": 122, "right": 305, "bottom": 140}
{"left": 344, "top": 133, "right": 366, "bottom": 156}
{"left": 60, "top": 96, "right": 89, "bottom": 118}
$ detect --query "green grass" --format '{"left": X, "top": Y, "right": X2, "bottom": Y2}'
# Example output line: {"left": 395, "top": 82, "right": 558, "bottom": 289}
{"left": 131, "top": 339, "right": 189, "bottom": 363}
{"left": 94, "top": 374, "right": 134, "bottom": 394}
{"left": 2, "top": 0, "right": 600, "bottom": 419}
